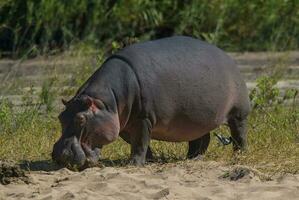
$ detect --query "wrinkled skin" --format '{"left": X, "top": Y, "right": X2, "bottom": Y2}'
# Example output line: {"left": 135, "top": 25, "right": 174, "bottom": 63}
{"left": 52, "top": 36, "right": 250, "bottom": 169}
{"left": 52, "top": 96, "right": 120, "bottom": 169}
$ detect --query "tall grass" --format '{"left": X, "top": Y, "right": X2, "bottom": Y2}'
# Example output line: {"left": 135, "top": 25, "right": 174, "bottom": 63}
{"left": 0, "top": 99, "right": 60, "bottom": 161}
{"left": 0, "top": 0, "right": 298, "bottom": 56}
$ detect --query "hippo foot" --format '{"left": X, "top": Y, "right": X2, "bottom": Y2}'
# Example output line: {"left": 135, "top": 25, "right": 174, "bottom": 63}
{"left": 188, "top": 154, "right": 204, "bottom": 161}
{"left": 145, "top": 157, "right": 155, "bottom": 163}
{"left": 129, "top": 157, "right": 146, "bottom": 166}
{"left": 145, "top": 148, "right": 154, "bottom": 162}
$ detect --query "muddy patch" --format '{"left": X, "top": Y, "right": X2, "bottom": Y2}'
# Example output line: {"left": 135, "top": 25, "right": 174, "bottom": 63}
{"left": 0, "top": 161, "right": 29, "bottom": 185}
{"left": 219, "top": 166, "right": 251, "bottom": 181}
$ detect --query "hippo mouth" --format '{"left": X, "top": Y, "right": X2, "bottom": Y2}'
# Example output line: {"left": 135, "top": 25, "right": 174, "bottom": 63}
{"left": 52, "top": 135, "right": 100, "bottom": 170}
{"left": 81, "top": 143, "right": 101, "bottom": 165}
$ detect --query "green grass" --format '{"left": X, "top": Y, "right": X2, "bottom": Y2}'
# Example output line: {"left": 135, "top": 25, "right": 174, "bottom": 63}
{"left": 0, "top": 101, "right": 60, "bottom": 161}
{"left": 207, "top": 107, "right": 299, "bottom": 174}
{"left": 0, "top": 99, "right": 298, "bottom": 174}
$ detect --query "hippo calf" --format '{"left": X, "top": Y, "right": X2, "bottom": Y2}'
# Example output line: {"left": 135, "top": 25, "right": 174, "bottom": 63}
{"left": 52, "top": 36, "right": 250, "bottom": 168}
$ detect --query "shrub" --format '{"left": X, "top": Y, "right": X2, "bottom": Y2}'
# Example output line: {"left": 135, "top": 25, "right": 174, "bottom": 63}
{"left": 250, "top": 76, "right": 298, "bottom": 109}
{"left": 1, "top": 0, "right": 298, "bottom": 56}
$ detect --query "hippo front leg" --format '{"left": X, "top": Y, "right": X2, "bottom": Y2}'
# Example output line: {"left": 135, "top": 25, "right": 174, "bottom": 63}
{"left": 120, "top": 131, "right": 154, "bottom": 161}
{"left": 129, "top": 119, "right": 151, "bottom": 166}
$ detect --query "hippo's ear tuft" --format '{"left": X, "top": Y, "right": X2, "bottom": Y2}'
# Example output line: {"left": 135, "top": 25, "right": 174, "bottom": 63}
{"left": 61, "top": 98, "right": 68, "bottom": 106}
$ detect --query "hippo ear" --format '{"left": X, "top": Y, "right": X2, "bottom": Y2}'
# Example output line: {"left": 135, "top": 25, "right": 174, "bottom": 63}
{"left": 81, "top": 96, "right": 105, "bottom": 110}
{"left": 61, "top": 98, "right": 68, "bottom": 106}
{"left": 82, "top": 96, "right": 93, "bottom": 108}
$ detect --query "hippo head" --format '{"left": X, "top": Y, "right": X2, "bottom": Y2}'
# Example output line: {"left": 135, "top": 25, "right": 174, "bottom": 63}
{"left": 52, "top": 95, "right": 120, "bottom": 169}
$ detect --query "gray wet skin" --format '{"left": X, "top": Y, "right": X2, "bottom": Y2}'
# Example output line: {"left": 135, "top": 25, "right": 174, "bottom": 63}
{"left": 52, "top": 36, "right": 250, "bottom": 168}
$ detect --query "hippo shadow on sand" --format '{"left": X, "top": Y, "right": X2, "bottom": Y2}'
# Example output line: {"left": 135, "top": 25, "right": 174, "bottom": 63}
{"left": 20, "top": 160, "right": 63, "bottom": 172}
{"left": 19, "top": 154, "right": 188, "bottom": 172}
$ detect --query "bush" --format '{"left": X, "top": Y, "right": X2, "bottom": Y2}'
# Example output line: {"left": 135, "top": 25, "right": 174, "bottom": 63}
{"left": 0, "top": 0, "right": 298, "bottom": 56}
{"left": 250, "top": 76, "right": 298, "bottom": 109}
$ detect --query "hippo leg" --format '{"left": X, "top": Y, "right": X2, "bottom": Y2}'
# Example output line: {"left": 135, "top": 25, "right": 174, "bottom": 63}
{"left": 187, "top": 133, "right": 210, "bottom": 160}
{"left": 129, "top": 119, "right": 151, "bottom": 166}
{"left": 228, "top": 116, "right": 248, "bottom": 151}
{"left": 119, "top": 131, "right": 154, "bottom": 161}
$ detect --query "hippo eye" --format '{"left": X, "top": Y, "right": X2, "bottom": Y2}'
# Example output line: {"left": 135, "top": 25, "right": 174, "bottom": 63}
{"left": 74, "top": 114, "right": 86, "bottom": 127}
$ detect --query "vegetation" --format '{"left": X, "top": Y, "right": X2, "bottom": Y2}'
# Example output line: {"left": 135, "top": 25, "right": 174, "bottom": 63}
{"left": 0, "top": 0, "right": 298, "bottom": 57}
{"left": 0, "top": 56, "right": 298, "bottom": 173}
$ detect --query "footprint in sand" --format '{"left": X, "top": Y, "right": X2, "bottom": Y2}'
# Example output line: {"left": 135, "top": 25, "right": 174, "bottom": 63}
{"left": 59, "top": 192, "right": 75, "bottom": 200}
{"left": 87, "top": 182, "right": 108, "bottom": 192}
{"left": 40, "top": 195, "right": 53, "bottom": 200}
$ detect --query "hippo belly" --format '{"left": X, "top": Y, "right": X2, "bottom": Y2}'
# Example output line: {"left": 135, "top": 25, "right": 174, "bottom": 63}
{"left": 151, "top": 118, "right": 218, "bottom": 142}
{"left": 115, "top": 36, "right": 243, "bottom": 135}
{"left": 150, "top": 93, "right": 233, "bottom": 142}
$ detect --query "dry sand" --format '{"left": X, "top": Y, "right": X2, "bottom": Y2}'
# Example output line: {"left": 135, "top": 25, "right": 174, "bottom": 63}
{"left": 0, "top": 161, "right": 298, "bottom": 200}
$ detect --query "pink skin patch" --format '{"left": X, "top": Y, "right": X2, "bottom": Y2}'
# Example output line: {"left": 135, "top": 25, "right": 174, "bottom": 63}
{"left": 78, "top": 100, "right": 99, "bottom": 146}
{"left": 90, "top": 101, "right": 98, "bottom": 113}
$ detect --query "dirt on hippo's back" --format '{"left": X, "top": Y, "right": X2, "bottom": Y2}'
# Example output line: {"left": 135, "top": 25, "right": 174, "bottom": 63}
{"left": 0, "top": 160, "right": 29, "bottom": 185}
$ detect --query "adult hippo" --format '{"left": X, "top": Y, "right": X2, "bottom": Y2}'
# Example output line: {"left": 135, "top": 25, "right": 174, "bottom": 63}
{"left": 52, "top": 36, "right": 250, "bottom": 168}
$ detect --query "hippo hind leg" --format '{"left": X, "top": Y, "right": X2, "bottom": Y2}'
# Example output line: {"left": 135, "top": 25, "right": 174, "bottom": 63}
{"left": 187, "top": 133, "right": 210, "bottom": 160}
{"left": 228, "top": 111, "right": 248, "bottom": 151}
{"left": 119, "top": 131, "right": 154, "bottom": 161}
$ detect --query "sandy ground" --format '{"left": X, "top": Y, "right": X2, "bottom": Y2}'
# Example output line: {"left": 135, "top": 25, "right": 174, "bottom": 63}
{"left": 0, "top": 161, "right": 298, "bottom": 200}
